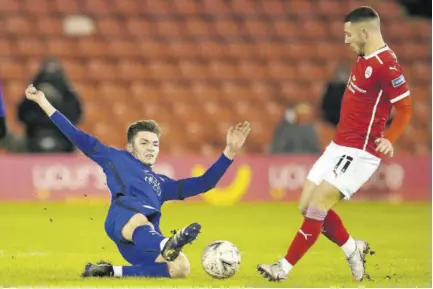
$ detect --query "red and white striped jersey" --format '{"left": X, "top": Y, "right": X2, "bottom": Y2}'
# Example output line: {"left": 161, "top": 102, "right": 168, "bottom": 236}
{"left": 333, "top": 45, "right": 410, "bottom": 158}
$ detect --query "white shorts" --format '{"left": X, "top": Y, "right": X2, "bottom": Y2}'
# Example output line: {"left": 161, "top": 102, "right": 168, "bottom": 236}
{"left": 306, "top": 142, "right": 381, "bottom": 200}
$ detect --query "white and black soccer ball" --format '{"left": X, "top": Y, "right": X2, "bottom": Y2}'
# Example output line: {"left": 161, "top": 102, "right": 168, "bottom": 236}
{"left": 201, "top": 240, "right": 241, "bottom": 279}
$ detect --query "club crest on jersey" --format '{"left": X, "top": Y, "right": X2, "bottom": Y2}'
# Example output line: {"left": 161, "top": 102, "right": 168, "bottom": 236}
{"left": 144, "top": 175, "right": 162, "bottom": 196}
{"left": 392, "top": 75, "right": 405, "bottom": 88}
{"left": 365, "top": 66, "right": 373, "bottom": 79}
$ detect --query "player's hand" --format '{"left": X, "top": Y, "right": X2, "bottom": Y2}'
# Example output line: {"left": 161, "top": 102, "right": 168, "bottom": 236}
{"left": 25, "top": 84, "right": 46, "bottom": 103}
{"left": 375, "top": 138, "right": 394, "bottom": 157}
{"left": 225, "top": 121, "right": 251, "bottom": 157}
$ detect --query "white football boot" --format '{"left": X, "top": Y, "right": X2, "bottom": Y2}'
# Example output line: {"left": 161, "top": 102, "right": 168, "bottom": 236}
{"left": 257, "top": 260, "right": 288, "bottom": 282}
{"left": 347, "top": 240, "right": 370, "bottom": 281}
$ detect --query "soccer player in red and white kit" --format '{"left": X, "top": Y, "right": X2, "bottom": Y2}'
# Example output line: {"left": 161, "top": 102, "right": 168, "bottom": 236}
{"left": 258, "top": 7, "right": 413, "bottom": 282}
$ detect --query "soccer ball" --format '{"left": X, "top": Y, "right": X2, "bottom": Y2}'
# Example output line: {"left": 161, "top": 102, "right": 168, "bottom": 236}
{"left": 201, "top": 240, "right": 241, "bottom": 279}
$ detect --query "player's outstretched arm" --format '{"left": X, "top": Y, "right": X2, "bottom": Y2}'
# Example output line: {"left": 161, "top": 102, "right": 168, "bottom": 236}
{"left": 0, "top": 81, "right": 7, "bottom": 139}
{"left": 24, "top": 85, "right": 109, "bottom": 159}
{"left": 161, "top": 121, "right": 251, "bottom": 201}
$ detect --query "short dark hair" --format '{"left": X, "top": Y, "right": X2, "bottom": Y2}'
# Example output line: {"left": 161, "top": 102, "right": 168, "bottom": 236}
{"left": 345, "top": 6, "right": 379, "bottom": 23}
{"left": 127, "top": 120, "right": 161, "bottom": 143}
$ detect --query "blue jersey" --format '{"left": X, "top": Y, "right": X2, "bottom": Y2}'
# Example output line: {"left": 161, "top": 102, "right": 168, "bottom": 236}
{"left": 50, "top": 111, "right": 232, "bottom": 211}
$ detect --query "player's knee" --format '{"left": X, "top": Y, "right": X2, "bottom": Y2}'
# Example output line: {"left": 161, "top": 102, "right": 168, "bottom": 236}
{"left": 121, "top": 213, "right": 150, "bottom": 241}
{"left": 169, "top": 253, "right": 190, "bottom": 279}
{"left": 309, "top": 181, "right": 341, "bottom": 210}
{"left": 298, "top": 204, "right": 307, "bottom": 216}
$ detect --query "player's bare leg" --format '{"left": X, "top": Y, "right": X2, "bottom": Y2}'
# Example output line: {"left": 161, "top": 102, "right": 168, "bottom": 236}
{"left": 258, "top": 181, "right": 342, "bottom": 282}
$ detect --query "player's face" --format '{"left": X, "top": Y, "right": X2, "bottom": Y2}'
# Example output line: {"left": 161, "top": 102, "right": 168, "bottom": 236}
{"left": 129, "top": 131, "right": 160, "bottom": 166}
{"left": 344, "top": 22, "right": 366, "bottom": 56}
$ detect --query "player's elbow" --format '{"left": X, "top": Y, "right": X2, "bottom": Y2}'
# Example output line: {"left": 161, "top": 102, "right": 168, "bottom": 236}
{"left": 169, "top": 253, "right": 190, "bottom": 278}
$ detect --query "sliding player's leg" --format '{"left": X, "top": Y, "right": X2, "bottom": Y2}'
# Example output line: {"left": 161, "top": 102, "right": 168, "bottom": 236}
{"left": 108, "top": 197, "right": 201, "bottom": 262}
{"left": 82, "top": 245, "right": 190, "bottom": 278}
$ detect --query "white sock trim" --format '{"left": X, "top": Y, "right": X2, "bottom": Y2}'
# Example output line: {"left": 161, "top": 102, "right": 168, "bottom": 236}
{"left": 160, "top": 237, "right": 169, "bottom": 251}
{"left": 280, "top": 258, "right": 293, "bottom": 274}
{"left": 341, "top": 236, "right": 356, "bottom": 257}
{"left": 113, "top": 266, "right": 123, "bottom": 277}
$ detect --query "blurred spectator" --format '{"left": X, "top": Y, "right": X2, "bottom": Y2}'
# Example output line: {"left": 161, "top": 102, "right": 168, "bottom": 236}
{"left": 321, "top": 64, "right": 350, "bottom": 127}
{"left": 321, "top": 64, "right": 394, "bottom": 128}
{"left": 17, "top": 58, "right": 82, "bottom": 153}
{"left": 398, "top": 0, "right": 432, "bottom": 18}
{"left": 271, "top": 102, "right": 321, "bottom": 154}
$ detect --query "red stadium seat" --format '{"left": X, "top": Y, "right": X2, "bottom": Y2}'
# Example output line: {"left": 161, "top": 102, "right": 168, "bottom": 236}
{"left": 35, "top": 17, "right": 63, "bottom": 36}
{"left": 190, "top": 82, "right": 222, "bottom": 103}
{"left": 185, "top": 18, "right": 214, "bottom": 37}
{"left": 149, "top": 61, "right": 180, "bottom": 80}
{"left": 112, "top": 0, "right": 140, "bottom": 16}
{"left": 0, "top": 0, "right": 22, "bottom": 13}
{"left": 238, "top": 60, "right": 268, "bottom": 81}
{"left": 0, "top": 38, "right": 14, "bottom": 57}
{"left": 213, "top": 19, "right": 241, "bottom": 38}
{"left": 267, "top": 61, "right": 297, "bottom": 81}
{"left": 62, "top": 60, "right": 87, "bottom": 81}
{"left": 22, "top": 0, "right": 54, "bottom": 14}
{"left": 226, "top": 42, "right": 256, "bottom": 60}
{"left": 54, "top": 0, "right": 81, "bottom": 14}
{"left": 231, "top": 0, "right": 258, "bottom": 15}
{"left": 77, "top": 37, "right": 108, "bottom": 58}
{"left": 106, "top": 39, "right": 140, "bottom": 58}
{"left": 316, "top": 0, "right": 346, "bottom": 18}
{"left": 126, "top": 18, "right": 156, "bottom": 38}
{"left": 96, "top": 18, "right": 124, "bottom": 37}
{"left": 221, "top": 82, "right": 252, "bottom": 104}
{"left": 0, "top": 59, "right": 25, "bottom": 80}
{"left": 198, "top": 41, "right": 225, "bottom": 59}
{"left": 209, "top": 60, "right": 238, "bottom": 80}
{"left": 169, "top": 42, "right": 198, "bottom": 59}
{"left": 285, "top": 0, "right": 314, "bottom": 16}
{"left": 241, "top": 19, "right": 271, "bottom": 38}
{"left": 259, "top": 0, "right": 286, "bottom": 16}
{"left": 46, "top": 38, "right": 76, "bottom": 57}
{"left": 271, "top": 19, "right": 299, "bottom": 38}
{"left": 254, "top": 42, "right": 283, "bottom": 60}
{"left": 199, "top": 0, "right": 230, "bottom": 15}
{"left": 130, "top": 82, "right": 161, "bottom": 103}
{"left": 178, "top": 61, "right": 210, "bottom": 80}
{"left": 5, "top": 16, "right": 33, "bottom": 35}
{"left": 142, "top": 0, "right": 172, "bottom": 14}
{"left": 117, "top": 60, "right": 151, "bottom": 81}
{"left": 160, "top": 82, "right": 194, "bottom": 104}
{"left": 138, "top": 40, "right": 169, "bottom": 59}
{"left": 250, "top": 81, "right": 278, "bottom": 103}
{"left": 86, "top": 60, "right": 117, "bottom": 81}
{"left": 16, "top": 38, "right": 46, "bottom": 58}
{"left": 82, "top": 0, "right": 112, "bottom": 15}
{"left": 157, "top": 19, "right": 184, "bottom": 38}
{"left": 301, "top": 19, "right": 327, "bottom": 40}
{"left": 173, "top": 0, "right": 199, "bottom": 15}
{"left": 4, "top": 80, "right": 26, "bottom": 103}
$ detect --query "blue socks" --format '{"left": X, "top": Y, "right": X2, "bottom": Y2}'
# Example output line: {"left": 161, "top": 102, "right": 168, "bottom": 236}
{"left": 117, "top": 263, "right": 170, "bottom": 278}
{"left": 132, "top": 225, "right": 166, "bottom": 254}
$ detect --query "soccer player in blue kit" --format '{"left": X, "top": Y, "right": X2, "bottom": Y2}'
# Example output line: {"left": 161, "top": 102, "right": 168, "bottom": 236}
{"left": 25, "top": 84, "right": 251, "bottom": 279}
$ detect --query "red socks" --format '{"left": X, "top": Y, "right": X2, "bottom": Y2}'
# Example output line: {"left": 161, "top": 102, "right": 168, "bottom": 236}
{"left": 322, "top": 209, "right": 350, "bottom": 246}
{"left": 284, "top": 207, "right": 326, "bottom": 265}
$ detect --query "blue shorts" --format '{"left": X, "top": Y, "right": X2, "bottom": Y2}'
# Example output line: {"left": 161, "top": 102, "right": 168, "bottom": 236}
{"left": 104, "top": 196, "right": 162, "bottom": 245}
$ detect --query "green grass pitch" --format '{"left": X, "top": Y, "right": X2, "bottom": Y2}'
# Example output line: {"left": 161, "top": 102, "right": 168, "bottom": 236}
{"left": 0, "top": 201, "right": 431, "bottom": 287}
